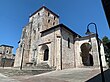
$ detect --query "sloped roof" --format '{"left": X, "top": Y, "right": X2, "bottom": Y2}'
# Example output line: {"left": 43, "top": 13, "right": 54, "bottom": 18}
{"left": 0, "top": 45, "right": 14, "bottom": 48}
{"left": 40, "top": 24, "right": 81, "bottom": 37}
{"left": 30, "top": 6, "right": 59, "bottom": 18}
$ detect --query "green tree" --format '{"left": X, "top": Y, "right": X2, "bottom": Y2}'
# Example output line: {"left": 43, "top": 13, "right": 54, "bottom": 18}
{"left": 102, "top": 36, "right": 110, "bottom": 67}
{"left": 102, "top": 36, "right": 110, "bottom": 44}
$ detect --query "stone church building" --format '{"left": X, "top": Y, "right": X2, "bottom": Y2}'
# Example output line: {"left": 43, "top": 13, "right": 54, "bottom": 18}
{"left": 14, "top": 6, "right": 106, "bottom": 70}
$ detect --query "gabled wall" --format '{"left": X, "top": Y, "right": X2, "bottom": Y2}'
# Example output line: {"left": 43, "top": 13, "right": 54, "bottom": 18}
{"left": 61, "top": 27, "right": 77, "bottom": 69}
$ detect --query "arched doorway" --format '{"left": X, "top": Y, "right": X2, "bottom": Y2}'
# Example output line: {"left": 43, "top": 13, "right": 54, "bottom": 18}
{"left": 80, "top": 43, "right": 94, "bottom": 66}
{"left": 44, "top": 49, "right": 49, "bottom": 61}
{"left": 40, "top": 45, "right": 49, "bottom": 61}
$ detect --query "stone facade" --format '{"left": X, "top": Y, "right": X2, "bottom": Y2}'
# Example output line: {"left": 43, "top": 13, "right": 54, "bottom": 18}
{"left": 14, "top": 6, "right": 107, "bottom": 70}
{"left": 0, "top": 45, "right": 15, "bottom": 67}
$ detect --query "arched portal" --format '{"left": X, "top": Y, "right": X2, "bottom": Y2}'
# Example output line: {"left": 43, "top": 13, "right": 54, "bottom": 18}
{"left": 80, "top": 43, "right": 94, "bottom": 66}
{"left": 44, "top": 49, "right": 49, "bottom": 61}
{"left": 40, "top": 45, "right": 49, "bottom": 61}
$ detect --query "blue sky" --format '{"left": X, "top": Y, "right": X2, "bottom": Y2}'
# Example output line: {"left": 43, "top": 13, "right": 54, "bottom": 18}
{"left": 0, "top": 0, "right": 110, "bottom": 54}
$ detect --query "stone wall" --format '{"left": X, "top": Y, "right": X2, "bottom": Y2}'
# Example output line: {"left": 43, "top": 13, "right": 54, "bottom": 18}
{"left": 61, "top": 27, "right": 76, "bottom": 69}
{"left": 37, "top": 27, "right": 61, "bottom": 69}
{"left": 74, "top": 35, "right": 106, "bottom": 67}
{"left": 0, "top": 45, "right": 14, "bottom": 67}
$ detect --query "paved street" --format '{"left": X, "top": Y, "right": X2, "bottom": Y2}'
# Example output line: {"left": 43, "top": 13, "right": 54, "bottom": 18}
{"left": 21, "top": 68, "right": 100, "bottom": 82}
{"left": 0, "top": 73, "right": 20, "bottom": 82}
{"left": 0, "top": 67, "right": 110, "bottom": 82}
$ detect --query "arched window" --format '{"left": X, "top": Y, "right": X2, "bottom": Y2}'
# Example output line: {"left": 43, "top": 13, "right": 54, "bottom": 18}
{"left": 48, "top": 12, "right": 50, "bottom": 16}
{"left": 40, "top": 45, "right": 49, "bottom": 61}
{"left": 54, "top": 16, "right": 56, "bottom": 20}
{"left": 33, "top": 29, "right": 36, "bottom": 40}
{"left": 38, "top": 13, "right": 40, "bottom": 16}
{"left": 68, "top": 38, "right": 70, "bottom": 48}
{"left": 53, "top": 22, "right": 55, "bottom": 25}
{"left": 37, "top": 23, "right": 40, "bottom": 31}
{"left": 48, "top": 19, "right": 50, "bottom": 23}
{"left": 44, "top": 49, "right": 49, "bottom": 61}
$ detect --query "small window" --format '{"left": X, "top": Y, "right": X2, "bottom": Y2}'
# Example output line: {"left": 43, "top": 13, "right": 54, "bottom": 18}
{"left": 38, "top": 27, "right": 40, "bottom": 31}
{"left": 53, "top": 22, "right": 55, "bottom": 25}
{"left": 54, "top": 16, "right": 56, "bottom": 20}
{"left": 38, "top": 23, "right": 40, "bottom": 27}
{"left": 37, "top": 23, "right": 40, "bottom": 31}
{"left": 20, "top": 45, "right": 22, "bottom": 48}
{"left": 6, "top": 50, "right": 8, "bottom": 54}
{"left": 38, "top": 13, "right": 40, "bottom": 16}
{"left": 44, "top": 49, "right": 49, "bottom": 61}
{"left": 68, "top": 38, "right": 70, "bottom": 48}
{"left": 34, "top": 30, "right": 36, "bottom": 40}
{"left": 48, "top": 12, "right": 50, "bottom": 16}
{"left": 33, "top": 29, "right": 36, "bottom": 34}
{"left": 48, "top": 20, "right": 50, "bottom": 23}
{"left": 9, "top": 51, "right": 11, "bottom": 54}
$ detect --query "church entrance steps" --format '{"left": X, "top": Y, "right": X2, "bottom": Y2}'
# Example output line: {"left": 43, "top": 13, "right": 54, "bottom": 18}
{"left": 23, "top": 62, "right": 56, "bottom": 70}
{"left": 0, "top": 67, "right": 53, "bottom": 77}
{"left": 36, "top": 62, "right": 51, "bottom": 69}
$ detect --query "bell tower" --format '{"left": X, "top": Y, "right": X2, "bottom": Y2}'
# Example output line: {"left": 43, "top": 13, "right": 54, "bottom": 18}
{"left": 28, "top": 6, "right": 59, "bottom": 62}
{"left": 29, "top": 6, "right": 59, "bottom": 32}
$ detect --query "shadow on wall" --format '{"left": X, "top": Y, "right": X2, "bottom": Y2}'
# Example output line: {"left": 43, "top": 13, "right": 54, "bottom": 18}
{"left": 86, "top": 69, "right": 110, "bottom": 82}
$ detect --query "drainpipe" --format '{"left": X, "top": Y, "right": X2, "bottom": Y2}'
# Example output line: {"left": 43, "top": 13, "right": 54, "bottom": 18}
{"left": 53, "top": 28, "right": 55, "bottom": 67}
{"left": 73, "top": 36, "right": 76, "bottom": 68}
{"left": 29, "top": 17, "right": 34, "bottom": 49}
{"left": 60, "top": 27, "right": 62, "bottom": 70}
{"left": 29, "top": 17, "right": 34, "bottom": 62}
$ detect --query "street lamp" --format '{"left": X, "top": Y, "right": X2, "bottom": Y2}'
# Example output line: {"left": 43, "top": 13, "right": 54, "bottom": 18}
{"left": 32, "top": 49, "right": 37, "bottom": 66}
{"left": 20, "top": 43, "right": 25, "bottom": 70}
{"left": 85, "top": 22, "right": 105, "bottom": 82}
{"left": 2, "top": 55, "right": 6, "bottom": 68}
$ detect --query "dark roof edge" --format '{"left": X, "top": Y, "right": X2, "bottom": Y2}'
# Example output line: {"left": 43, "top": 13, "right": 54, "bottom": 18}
{"left": 40, "top": 24, "right": 60, "bottom": 33}
{"left": 0, "top": 45, "right": 14, "bottom": 48}
{"left": 60, "top": 24, "right": 81, "bottom": 37}
{"left": 40, "top": 24, "right": 81, "bottom": 37}
{"left": 75, "top": 34, "right": 96, "bottom": 41}
{"left": 30, "top": 6, "right": 59, "bottom": 18}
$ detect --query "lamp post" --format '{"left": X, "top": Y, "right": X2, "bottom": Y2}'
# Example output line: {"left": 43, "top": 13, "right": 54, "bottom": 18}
{"left": 20, "top": 43, "right": 25, "bottom": 70}
{"left": 32, "top": 49, "right": 37, "bottom": 66}
{"left": 85, "top": 22, "right": 105, "bottom": 82}
{"left": 2, "top": 55, "right": 6, "bottom": 68}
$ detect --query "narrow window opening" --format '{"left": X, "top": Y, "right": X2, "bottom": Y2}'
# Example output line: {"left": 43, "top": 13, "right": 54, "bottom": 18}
{"left": 33, "top": 30, "right": 36, "bottom": 40}
{"left": 44, "top": 49, "right": 49, "bottom": 61}
{"left": 48, "top": 12, "right": 50, "bottom": 16}
{"left": 6, "top": 50, "right": 8, "bottom": 54}
{"left": 38, "top": 27, "right": 40, "bottom": 31}
{"left": 37, "top": 23, "right": 40, "bottom": 31}
{"left": 48, "top": 20, "right": 50, "bottom": 23}
{"left": 68, "top": 38, "right": 70, "bottom": 48}
{"left": 54, "top": 16, "right": 56, "bottom": 20}
{"left": 53, "top": 22, "right": 55, "bottom": 25}
{"left": 38, "top": 13, "right": 40, "bottom": 16}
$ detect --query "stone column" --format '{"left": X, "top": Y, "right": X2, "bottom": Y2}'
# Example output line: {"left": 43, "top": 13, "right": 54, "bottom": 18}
{"left": 91, "top": 38, "right": 99, "bottom": 67}
{"left": 56, "top": 36, "right": 61, "bottom": 70}
{"left": 100, "top": 43, "right": 107, "bottom": 67}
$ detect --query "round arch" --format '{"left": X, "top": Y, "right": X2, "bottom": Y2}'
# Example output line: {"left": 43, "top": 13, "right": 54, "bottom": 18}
{"left": 40, "top": 45, "right": 49, "bottom": 61}
{"left": 80, "top": 43, "right": 94, "bottom": 66}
